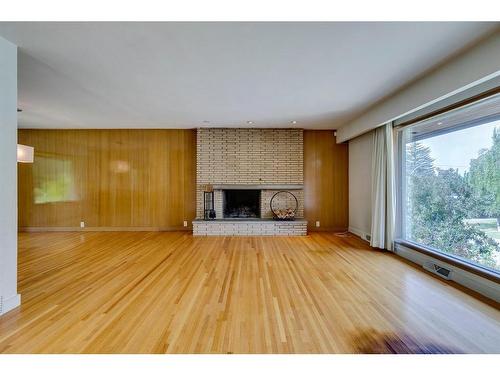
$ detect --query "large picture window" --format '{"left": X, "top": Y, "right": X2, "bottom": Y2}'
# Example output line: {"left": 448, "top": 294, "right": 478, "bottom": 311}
{"left": 399, "top": 94, "right": 500, "bottom": 273}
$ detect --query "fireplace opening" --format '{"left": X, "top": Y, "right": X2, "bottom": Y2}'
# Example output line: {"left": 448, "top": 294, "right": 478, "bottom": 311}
{"left": 223, "top": 189, "right": 261, "bottom": 219}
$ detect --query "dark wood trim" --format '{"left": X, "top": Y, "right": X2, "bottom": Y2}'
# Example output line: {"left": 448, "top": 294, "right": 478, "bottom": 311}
{"left": 396, "top": 86, "right": 500, "bottom": 128}
{"left": 309, "top": 227, "right": 348, "bottom": 232}
{"left": 19, "top": 226, "right": 192, "bottom": 232}
{"left": 395, "top": 239, "right": 500, "bottom": 284}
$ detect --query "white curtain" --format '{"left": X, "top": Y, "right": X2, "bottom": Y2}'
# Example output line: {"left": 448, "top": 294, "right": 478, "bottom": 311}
{"left": 370, "top": 122, "right": 396, "bottom": 251}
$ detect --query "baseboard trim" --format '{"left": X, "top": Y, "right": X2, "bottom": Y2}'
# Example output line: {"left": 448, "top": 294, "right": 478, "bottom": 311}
{"left": 19, "top": 226, "right": 191, "bottom": 232}
{"left": 348, "top": 226, "right": 370, "bottom": 242}
{"left": 308, "top": 227, "right": 348, "bottom": 232}
{"left": 0, "top": 293, "right": 21, "bottom": 316}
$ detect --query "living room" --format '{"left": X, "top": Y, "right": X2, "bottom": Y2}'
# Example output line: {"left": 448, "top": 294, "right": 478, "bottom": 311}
{"left": 0, "top": 1, "right": 499, "bottom": 373}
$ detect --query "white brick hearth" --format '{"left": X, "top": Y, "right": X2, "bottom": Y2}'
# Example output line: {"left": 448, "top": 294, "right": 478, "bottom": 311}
{"left": 193, "top": 220, "right": 307, "bottom": 236}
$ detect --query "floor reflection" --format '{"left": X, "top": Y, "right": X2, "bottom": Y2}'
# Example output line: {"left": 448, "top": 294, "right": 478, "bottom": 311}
{"left": 350, "top": 329, "right": 462, "bottom": 354}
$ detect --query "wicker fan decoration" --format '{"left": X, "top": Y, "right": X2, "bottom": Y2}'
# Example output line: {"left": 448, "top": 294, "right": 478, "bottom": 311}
{"left": 270, "top": 191, "right": 298, "bottom": 221}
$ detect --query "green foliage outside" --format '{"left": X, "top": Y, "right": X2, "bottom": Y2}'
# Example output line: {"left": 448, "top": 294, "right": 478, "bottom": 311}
{"left": 34, "top": 157, "right": 76, "bottom": 204}
{"left": 405, "top": 127, "right": 500, "bottom": 271}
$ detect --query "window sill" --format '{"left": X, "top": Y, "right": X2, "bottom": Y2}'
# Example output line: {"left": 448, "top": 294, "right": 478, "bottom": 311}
{"left": 394, "top": 239, "right": 500, "bottom": 284}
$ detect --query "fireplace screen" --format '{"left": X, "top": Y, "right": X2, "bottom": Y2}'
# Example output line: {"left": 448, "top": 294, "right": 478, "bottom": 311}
{"left": 223, "top": 189, "right": 261, "bottom": 218}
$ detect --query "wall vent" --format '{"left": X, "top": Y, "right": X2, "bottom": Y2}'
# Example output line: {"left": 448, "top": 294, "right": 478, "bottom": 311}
{"left": 423, "top": 262, "right": 452, "bottom": 280}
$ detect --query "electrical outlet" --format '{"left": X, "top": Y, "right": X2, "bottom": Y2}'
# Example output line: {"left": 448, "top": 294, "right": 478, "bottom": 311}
{"left": 80, "top": 221, "right": 85, "bottom": 228}
{"left": 183, "top": 220, "right": 188, "bottom": 227}
{"left": 315, "top": 221, "right": 320, "bottom": 227}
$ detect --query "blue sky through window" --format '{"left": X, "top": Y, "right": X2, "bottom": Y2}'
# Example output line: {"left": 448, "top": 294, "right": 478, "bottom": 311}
{"left": 421, "top": 119, "right": 500, "bottom": 175}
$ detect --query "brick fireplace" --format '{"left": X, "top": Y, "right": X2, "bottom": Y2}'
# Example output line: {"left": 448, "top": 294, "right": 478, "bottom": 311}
{"left": 193, "top": 128, "right": 306, "bottom": 236}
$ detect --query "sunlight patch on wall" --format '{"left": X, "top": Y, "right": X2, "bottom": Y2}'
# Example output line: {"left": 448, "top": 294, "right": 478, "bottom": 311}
{"left": 33, "top": 155, "right": 77, "bottom": 204}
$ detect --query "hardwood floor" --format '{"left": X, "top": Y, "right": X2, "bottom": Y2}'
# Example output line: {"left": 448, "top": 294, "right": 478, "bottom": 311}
{"left": 1, "top": 232, "right": 499, "bottom": 353}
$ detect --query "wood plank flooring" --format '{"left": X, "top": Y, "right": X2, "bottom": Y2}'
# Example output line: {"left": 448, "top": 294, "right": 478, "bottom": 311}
{"left": 0, "top": 232, "right": 499, "bottom": 353}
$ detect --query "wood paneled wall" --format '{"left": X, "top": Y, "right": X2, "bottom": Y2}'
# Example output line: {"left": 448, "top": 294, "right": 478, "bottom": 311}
{"left": 18, "top": 129, "right": 196, "bottom": 230}
{"left": 18, "top": 129, "right": 348, "bottom": 232}
{"left": 304, "top": 130, "right": 348, "bottom": 232}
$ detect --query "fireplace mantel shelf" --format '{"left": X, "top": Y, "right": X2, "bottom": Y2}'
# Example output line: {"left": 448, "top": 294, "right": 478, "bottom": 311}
{"left": 193, "top": 219, "right": 307, "bottom": 223}
{"left": 212, "top": 184, "right": 303, "bottom": 190}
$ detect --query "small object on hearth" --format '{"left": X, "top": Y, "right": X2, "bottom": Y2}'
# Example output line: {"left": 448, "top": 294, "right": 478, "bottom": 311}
{"left": 205, "top": 184, "right": 214, "bottom": 192}
{"left": 203, "top": 191, "right": 216, "bottom": 220}
{"left": 270, "top": 191, "right": 298, "bottom": 221}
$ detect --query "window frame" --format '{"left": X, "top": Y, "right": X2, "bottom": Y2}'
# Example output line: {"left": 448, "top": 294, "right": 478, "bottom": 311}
{"left": 394, "top": 93, "right": 500, "bottom": 280}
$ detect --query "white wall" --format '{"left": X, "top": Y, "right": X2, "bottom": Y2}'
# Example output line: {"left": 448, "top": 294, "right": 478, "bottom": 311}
{"left": 348, "top": 130, "right": 373, "bottom": 240}
{"left": 0, "top": 36, "right": 19, "bottom": 315}
{"left": 337, "top": 30, "right": 500, "bottom": 142}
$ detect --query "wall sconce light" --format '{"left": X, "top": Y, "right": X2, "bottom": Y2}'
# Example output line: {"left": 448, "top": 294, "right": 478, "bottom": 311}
{"left": 17, "top": 144, "right": 34, "bottom": 163}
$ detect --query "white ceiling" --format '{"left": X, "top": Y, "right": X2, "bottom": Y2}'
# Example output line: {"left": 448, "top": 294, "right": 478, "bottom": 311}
{"left": 0, "top": 22, "right": 497, "bottom": 129}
